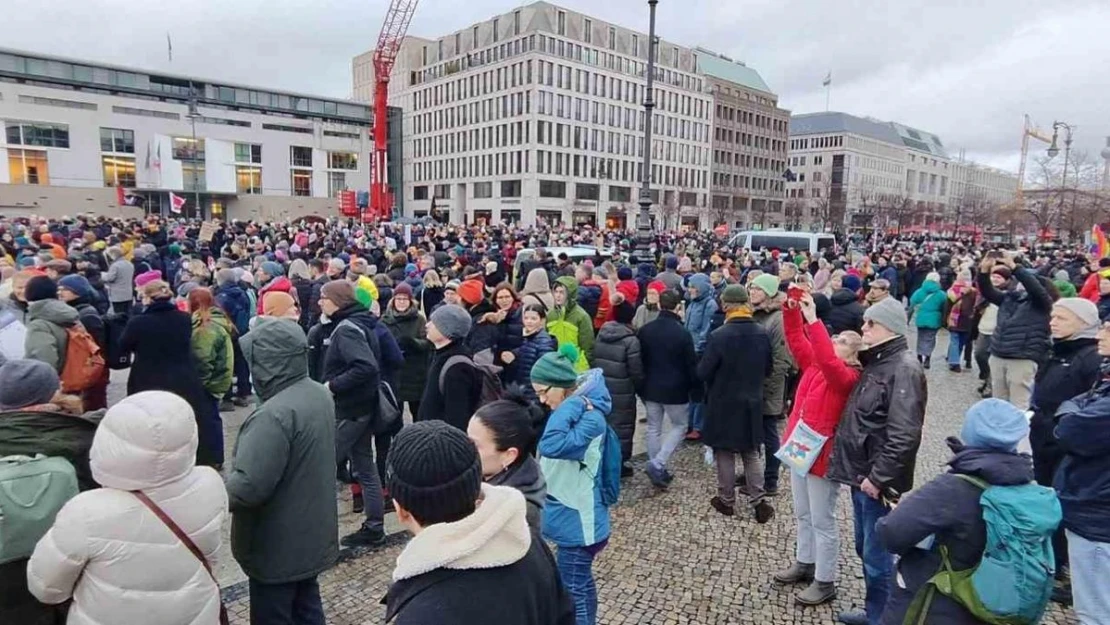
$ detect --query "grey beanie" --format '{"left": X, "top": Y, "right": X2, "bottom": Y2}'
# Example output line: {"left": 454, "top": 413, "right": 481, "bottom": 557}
{"left": 429, "top": 304, "right": 472, "bottom": 342}
{"left": 216, "top": 268, "right": 239, "bottom": 286}
{"left": 0, "top": 359, "right": 60, "bottom": 409}
{"left": 863, "top": 296, "right": 909, "bottom": 336}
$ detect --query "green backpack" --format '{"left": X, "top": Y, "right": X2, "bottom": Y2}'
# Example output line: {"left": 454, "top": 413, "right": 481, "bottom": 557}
{"left": 0, "top": 455, "right": 79, "bottom": 564}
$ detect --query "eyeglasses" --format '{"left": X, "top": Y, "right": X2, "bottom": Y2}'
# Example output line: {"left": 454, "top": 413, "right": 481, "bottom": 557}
{"left": 863, "top": 319, "right": 875, "bottom": 330}
{"left": 534, "top": 385, "right": 553, "bottom": 397}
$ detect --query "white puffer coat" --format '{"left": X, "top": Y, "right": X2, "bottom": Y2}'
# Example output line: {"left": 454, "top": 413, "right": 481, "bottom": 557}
{"left": 27, "top": 391, "right": 228, "bottom": 625}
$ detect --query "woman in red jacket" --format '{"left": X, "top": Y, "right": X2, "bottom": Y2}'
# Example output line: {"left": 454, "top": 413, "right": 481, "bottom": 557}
{"left": 772, "top": 292, "right": 862, "bottom": 607}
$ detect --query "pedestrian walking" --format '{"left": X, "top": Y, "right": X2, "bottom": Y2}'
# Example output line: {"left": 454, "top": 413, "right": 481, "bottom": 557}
{"left": 945, "top": 270, "right": 977, "bottom": 372}
{"left": 909, "top": 272, "right": 946, "bottom": 369}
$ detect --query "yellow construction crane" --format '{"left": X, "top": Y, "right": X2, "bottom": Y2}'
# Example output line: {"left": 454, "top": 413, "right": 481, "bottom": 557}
{"left": 1017, "top": 114, "right": 1054, "bottom": 204}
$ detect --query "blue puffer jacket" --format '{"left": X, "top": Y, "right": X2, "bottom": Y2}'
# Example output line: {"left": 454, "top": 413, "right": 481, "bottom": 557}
{"left": 684, "top": 273, "right": 718, "bottom": 354}
{"left": 576, "top": 281, "right": 602, "bottom": 322}
{"left": 539, "top": 369, "right": 612, "bottom": 548}
{"left": 215, "top": 284, "right": 251, "bottom": 336}
{"left": 1055, "top": 374, "right": 1110, "bottom": 543}
{"left": 505, "top": 329, "right": 556, "bottom": 400}
{"left": 909, "top": 280, "right": 947, "bottom": 330}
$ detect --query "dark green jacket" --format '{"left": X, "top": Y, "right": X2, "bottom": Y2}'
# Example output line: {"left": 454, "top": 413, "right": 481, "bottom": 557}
{"left": 191, "top": 308, "right": 234, "bottom": 397}
{"left": 227, "top": 318, "right": 338, "bottom": 584}
{"left": 381, "top": 304, "right": 431, "bottom": 402}
{"left": 0, "top": 408, "right": 104, "bottom": 490}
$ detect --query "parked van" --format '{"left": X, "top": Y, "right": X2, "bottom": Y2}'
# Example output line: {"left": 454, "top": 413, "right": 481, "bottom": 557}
{"left": 728, "top": 230, "right": 837, "bottom": 255}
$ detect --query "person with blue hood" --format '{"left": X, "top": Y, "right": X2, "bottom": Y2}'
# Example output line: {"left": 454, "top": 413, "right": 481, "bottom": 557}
{"left": 684, "top": 273, "right": 718, "bottom": 441}
{"left": 531, "top": 345, "right": 617, "bottom": 625}
{"left": 875, "top": 399, "right": 1060, "bottom": 625}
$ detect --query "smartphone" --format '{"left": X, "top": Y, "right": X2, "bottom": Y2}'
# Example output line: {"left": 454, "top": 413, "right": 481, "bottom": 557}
{"left": 788, "top": 284, "right": 805, "bottom": 302}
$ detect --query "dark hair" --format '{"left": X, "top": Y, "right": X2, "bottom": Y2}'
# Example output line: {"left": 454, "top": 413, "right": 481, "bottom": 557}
{"left": 659, "top": 289, "right": 681, "bottom": 311}
{"left": 309, "top": 258, "right": 326, "bottom": 272}
{"left": 472, "top": 386, "right": 545, "bottom": 459}
{"left": 522, "top": 302, "right": 547, "bottom": 318}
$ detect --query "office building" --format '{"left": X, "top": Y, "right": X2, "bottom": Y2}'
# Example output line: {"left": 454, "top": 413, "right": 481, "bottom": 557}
{"left": 1, "top": 47, "right": 390, "bottom": 221}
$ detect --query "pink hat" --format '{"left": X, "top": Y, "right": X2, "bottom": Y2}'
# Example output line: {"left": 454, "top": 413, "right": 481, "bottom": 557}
{"left": 134, "top": 270, "right": 163, "bottom": 288}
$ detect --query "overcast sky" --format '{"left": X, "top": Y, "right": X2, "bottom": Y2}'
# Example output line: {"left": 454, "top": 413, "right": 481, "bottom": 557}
{"left": 6, "top": 0, "right": 1108, "bottom": 174}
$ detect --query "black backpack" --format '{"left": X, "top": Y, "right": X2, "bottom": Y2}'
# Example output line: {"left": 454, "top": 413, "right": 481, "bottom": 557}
{"left": 438, "top": 352, "right": 503, "bottom": 408}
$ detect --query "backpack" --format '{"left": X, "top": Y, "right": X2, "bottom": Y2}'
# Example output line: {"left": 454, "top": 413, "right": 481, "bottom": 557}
{"left": 60, "top": 322, "right": 106, "bottom": 393}
{"left": 0, "top": 455, "right": 79, "bottom": 564}
{"left": 578, "top": 397, "right": 622, "bottom": 507}
{"left": 439, "top": 353, "right": 503, "bottom": 408}
{"left": 903, "top": 475, "right": 1061, "bottom": 625}
{"left": 335, "top": 319, "right": 395, "bottom": 431}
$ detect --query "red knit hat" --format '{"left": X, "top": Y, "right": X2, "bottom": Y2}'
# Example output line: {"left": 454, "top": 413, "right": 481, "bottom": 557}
{"left": 457, "top": 279, "right": 485, "bottom": 306}
{"left": 647, "top": 280, "right": 667, "bottom": 294}
{"left": 616, "top": 280, "right": 639, "bottom": 304}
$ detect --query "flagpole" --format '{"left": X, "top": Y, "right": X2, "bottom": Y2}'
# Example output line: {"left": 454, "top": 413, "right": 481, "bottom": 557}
{"left": 825, "top": 84, "right": 830, "bottom": 112}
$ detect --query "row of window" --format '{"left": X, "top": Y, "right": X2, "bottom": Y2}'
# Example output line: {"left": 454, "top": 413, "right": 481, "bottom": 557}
{"left": 712, "top": 150, "right": 784, "bottom": 174}
{"left": 413, "top": 179, "right": 695, "bottom": 205}
{"left": 711, "top": 171, "right": 785, "bottom": 194}
{"left": 536, "top": 90, "right": 709, "bottom": 144}
{"left": 413, "top": 90, "right": 531, "bottom": 135}
{"left": 790, "top": 155, "right": 824, "bottom": 167}
{"left": 714, "top": 127, "right": 785, "bottom": 153}
{"left": 715, "top": 105, "right": 787, "bottom": 134}
{"left": 5, "top": 122, "right": 70, "bottom": 148}
{"left": 789, "top": 135, "right": 844, "bottom": 151}
{"left": 906, "top": 170, "right": 948, "bottom": 197}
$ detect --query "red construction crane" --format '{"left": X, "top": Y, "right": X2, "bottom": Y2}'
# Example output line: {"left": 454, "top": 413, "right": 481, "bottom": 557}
{"left": 370, "top": 0, "right": 419, "bottom": 221}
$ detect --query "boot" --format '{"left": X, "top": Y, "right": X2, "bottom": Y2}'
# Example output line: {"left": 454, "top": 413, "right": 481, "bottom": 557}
{"left": 923, "top": 356, "right": 931, "bottom": 370}
{"left": 709, "top": 496, "right": 734, "bottom": 517}
{"left": 754, "top": 499, "right": 775, "bottom": 524}
{"left": 796, "top": 580, "right": 837, "bottom": 606}
{"left": 979, "top": 381, "right": 992, "bottom": 398}
{"left": 773, "top": 561, "right": 815, "bottom": 584}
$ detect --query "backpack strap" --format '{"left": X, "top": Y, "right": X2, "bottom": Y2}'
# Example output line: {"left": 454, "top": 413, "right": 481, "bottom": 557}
{"left": 439, "top": 354, "right": 474, "bottom": 394}
{"left": 954, "top": 473, "right": 989, "bottom": 490}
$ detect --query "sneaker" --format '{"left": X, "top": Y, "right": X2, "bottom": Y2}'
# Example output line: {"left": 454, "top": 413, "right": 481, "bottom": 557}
{"left": 772, "top": 561, "right": 815, "bottom": 584}
{"left": 923, "top": 356, "right": 931, "bottom": 370}
{"left": 837, "top": 611, "right": 868, "bottom": 625}
{"left": 754, "top": 500, "right": 775, "bottom": 524}
{"left": 645, "top": 463, "right": 669, "bottom": 489}
{"left": 764, "top": 483, "right": 780, "bottom": 497}
{"left": 352, "top": 496, "right": 364, "bottom": 514}
{"left": 662, "top": 469, "right": 675, "bottom": 485}
{"left": 796, "top": 581, "right": 837, "bottom": 606}
{"left": 979, "top": 383, "right": 993, "bottom": 399}
{"left": 1050, "top": 582, "right": 1072, "bottom": 606}
{"left": 685, "top": 430, "right": 702, "bottom": 442}
{"left": 620, "top": 463, "right": 634, "bottom": 479}
{"left": 709, "top": 496, "right": 734, "bottom": 517}
{"left": 340, "top": 527, "right": 386, "bottom": 549}
{"left": 948, "top": 364, "right": 961, "bottom": 373}
{"left": 218, "top": 400, "right": 236, "bottom": 412}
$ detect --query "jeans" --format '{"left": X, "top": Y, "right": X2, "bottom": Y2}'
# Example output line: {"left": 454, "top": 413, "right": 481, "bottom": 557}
{"left": 946, "top": 330, "right": 967, "bottom": 367}
{"left": 988, "top": 356, "right": 1038, "bottom": 410}
{"left": 248, "top": 576, "right": 326, "bottom": 625}
{"left": 1068, "top": 530, "right": 1110, "bottom": 625}
{"left": 851, "top": 488, "right": 893, "bottom": 625}
{"left": 196, "top": 396, "right": 225, "bottom": 467}
{"left": 557, "top": 545, "right": 599, "bottom": 625}
{"left": 763, "top": 415, "right": 782, "bottom": 489}
{"left": 974, "top": 334, "right": 992, "bottom": 382}
{"left": 715, "top": 448, "right": 763, "bottom": 507}
{"left": 335, "top": 417, "right": 384, "bottom": 533}
{"left": 644, "top": 401, "right": 688, "bottom": 471}
{"left": 915, "top": 328, "right": 938, "bottom": 360}
{"left": 791, "top": 471, "right": 841, "bottom": 583}
{"left": 690, "top": 402, "right": 705, "bottom": 433}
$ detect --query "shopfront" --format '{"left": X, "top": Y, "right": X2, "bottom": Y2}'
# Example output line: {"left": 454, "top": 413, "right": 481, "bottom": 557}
{"left": 473, "top": 209, "right": 493, "bottom": 226}
{"left": 605, "top": 208, "right": 627, "bottom": 230}
{"left": 572, "top": 211, "right": 597, "bottom": 228}
{"left": 501, "top": 209, "right": 521, "bottom": 224}
{"left": 536, "top": 210, "right": 563, "bottom": 226}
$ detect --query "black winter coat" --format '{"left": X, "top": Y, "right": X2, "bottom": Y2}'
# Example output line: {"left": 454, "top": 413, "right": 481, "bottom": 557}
{"left": 320, "top": 304, "right": 381, "bottom": 421}
{"left": 381, "top": 305, "right": 431, "bottom": 402}
{"left": 419, "top": 286, "right": 445, "bottom": 316}
{"left": 118, "top": 300, "right": 220, "bottom": 466}
{"left": 505, "top": 330, "right": 556, "bottom": 401}
{"left": 1029, "top": 337, "right": 1100, "bottom": 486}
{"left": 977, "top": 267, "right": 1052, "bottom": 362}
{"left": 384, "top": 530, "right": 575, "bottom": 625}
{"left": 636, "top": 311, "right": 698, "bottom": 405}
{"left": 816, "top": 288, "right": 865, "bottom": 335}
{"left": 70, "top": 298, "right": 105, "bottom": 350}
{"left": 697, "top": 316, "right": 771, "bottom": 452}
{"left": 827, "top": 336, "right": 926, "bottom": 495}
{"left": 291, "top": 275, "right": 316, "bottom": 331}
{"left": 1054, "top": 375, "right": 1110, "bottom": 543}
{"left": 876, "top": 442, "right": 1036, "bottom": 625}
{"left": 417, "top": 341, "right": 480, "bottom": 431}
{"left": 592, "top": 322, "right": 644, "bottom": 461}
{"left": 1099, "top": 295, "right": 1110, "bottom": 322}
{"left": 465, "top": 300, "right": 501, "bottom": 355}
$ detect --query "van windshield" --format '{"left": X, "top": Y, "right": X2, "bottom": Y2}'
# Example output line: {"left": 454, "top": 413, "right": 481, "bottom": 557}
{"left": 817, "top": 236, "right": 836, "bottom": 254}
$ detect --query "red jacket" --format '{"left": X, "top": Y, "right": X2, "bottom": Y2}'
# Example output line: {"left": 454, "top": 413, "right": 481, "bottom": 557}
{"left": 782, "top": 306, "right": 861, "bottom": 478}
{"left": 1080, "top": 272, "right": 1101, "bottom": 303}
{"left": 590, "top": 280, "right": 613, "bottom": 330}
{"left": 256, "top": 276, "right": 294, "bottom": 314}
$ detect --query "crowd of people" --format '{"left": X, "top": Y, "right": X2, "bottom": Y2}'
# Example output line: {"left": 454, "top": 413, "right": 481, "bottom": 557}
{"left": 0, "top": 212, "right": 1107, "bottom": 625}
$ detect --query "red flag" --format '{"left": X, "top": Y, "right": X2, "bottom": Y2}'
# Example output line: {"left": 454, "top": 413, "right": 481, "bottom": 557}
{"left": 116, "top": 186, "right": 126, "bottom": 206}
{"left": 169, "top": 192, "right": 186, "bottom": 214}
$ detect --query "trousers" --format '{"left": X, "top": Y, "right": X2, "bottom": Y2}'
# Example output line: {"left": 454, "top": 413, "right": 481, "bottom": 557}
{"left": 988, "top": 356, "right": 1037, "bottom": 410}
{"left": 644, "top": 401, "right": 688, "bottom": 470}
{"left": 1068, "top": 530, "right": 1110, "bottom": 625}
{"left": 335, "top": 417, "right": 384, "bottom": 532}
{"left": 248, "top": 577, "right": 326, "bottom": 625}
{"left": 714, "top": 448, "right": 763, "bottom": 507}
{"left": 790, "top": 471, "right": 841, "bottom": 583}
{"left": 851, "top": 488, "right": 893, "bottom": 625}
{"left": 557, "top": 545, "right": 600, "bottom": 625}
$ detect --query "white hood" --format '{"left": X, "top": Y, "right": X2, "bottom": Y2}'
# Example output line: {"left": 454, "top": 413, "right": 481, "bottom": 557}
{"left": 393, "top": 483, "right": 531, "bottom": 581}
{"left": 90, "top": 391, "right": 199, "bottom": 490}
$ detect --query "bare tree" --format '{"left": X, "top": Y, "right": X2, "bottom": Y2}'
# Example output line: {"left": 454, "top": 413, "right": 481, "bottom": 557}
{"left": 807, "top": 174, "right": 834, "bottom": 232}
{"left": 784, "top": 198, "right": 805, "bottom": 230}
{"left": 875, "top": 194, "right": 916, "bottom": 236}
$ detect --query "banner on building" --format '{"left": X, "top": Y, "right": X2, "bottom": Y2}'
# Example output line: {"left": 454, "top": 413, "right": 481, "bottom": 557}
{"left": 339, "top": 190, "right": 358, "bottom": 216}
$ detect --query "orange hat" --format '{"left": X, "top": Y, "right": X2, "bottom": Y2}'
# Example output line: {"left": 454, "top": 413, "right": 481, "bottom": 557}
{"left": 262, "top": 291, "right": 298, "bottom": 318}
{"left": 457, "top": 278, "right": 485, "bottom": 306}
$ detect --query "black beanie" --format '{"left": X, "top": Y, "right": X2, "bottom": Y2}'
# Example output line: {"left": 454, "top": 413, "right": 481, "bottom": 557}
{"left": 24, "top": 276, "right": 58, "bottom": 302}
{"left": 387, "top": 421, "right": 482, "bottom": 526}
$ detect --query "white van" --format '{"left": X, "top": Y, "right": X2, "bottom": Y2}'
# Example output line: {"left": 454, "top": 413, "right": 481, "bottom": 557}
{"left": 727, "top": 230, "right": 837, "bottom": 255}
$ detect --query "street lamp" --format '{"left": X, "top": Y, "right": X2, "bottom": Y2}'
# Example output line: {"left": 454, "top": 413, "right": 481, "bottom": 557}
{"left": 187, "top": 82, "right": 201, "bottom": 219}
{"left": 1047, "top": 121, "right": 1074, "bottom": 237}
{"left": 634, "top": 0, "right": 659, "bottom": 259}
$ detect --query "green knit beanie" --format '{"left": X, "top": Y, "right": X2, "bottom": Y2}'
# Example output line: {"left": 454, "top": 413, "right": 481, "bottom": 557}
{"left": 531, "top": 344, "right": 580, "bottom": 388}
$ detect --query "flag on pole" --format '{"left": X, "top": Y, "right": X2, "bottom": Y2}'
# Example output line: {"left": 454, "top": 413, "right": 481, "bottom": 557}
{"left": 144, "top": 142, "right": 151, "bottom": 170}
{"left": 153, "top": 143, "right": 161, "bottom": 171}
{"left": 169, "top": 192, "right": 186, "bottom": 214}
{"left": 822, "top": 71, "right": 832, "bottom": 87}
{"left": 167, "top": 33, "right": 173, "bottom": 62}
{"left": 1092, "top": 225, "right": 1109, "bottom": 258}
{"left": 117, "top": 187, "right": 145, "bottom": 207}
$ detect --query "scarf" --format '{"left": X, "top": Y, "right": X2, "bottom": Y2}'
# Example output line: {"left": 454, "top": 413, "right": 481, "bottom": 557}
{"left": 725, "top": 306, "right": 752, "bottom": 321}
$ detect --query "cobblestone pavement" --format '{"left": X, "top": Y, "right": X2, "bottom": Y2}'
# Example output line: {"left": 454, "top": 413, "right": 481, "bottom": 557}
{"left": 111, "top": 331, "right": 1079, "bottom": 624}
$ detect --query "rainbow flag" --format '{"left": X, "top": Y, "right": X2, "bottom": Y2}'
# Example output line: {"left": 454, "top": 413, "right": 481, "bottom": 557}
{"left": 1092, "top": 225, "right": 1110, "bottom": 259}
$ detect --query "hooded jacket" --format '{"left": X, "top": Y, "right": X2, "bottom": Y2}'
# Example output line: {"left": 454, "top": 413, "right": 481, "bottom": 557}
{"left": 191, "top": 308, "right": 234, "bottom": 397}
{"left": 592, "top": 322, "right": 644, "bottom": 461}
{"left": 752, "top": 291, "right": 793, "bottom": 416}
{"left": 384, "top": 484, "right": 574, "bottom": 625}
{"left": 215, "top": 283, "right": 251, "bottom": 336}
{"left": 26, "top": 391, "right": 228, "bottom": 625}
{"left": 538, "top": 369, "right": 613, "bottom": 548}
{"left": 548, "top": 276, "right": 595, "bottom": 362}
{"left": 504, "top": 328, "right": 557, "bottom": 401}
{"left": 909, "top": 280, "right": 947, "bottom": 330}
{"left": 382, "top": 303, "right": 432, "bottom": 403}
{"left": 256, "top": 275, "right": 294, "bottom": 315}
{"left": 876, "top": 442, "right": 1043, "bottom": 625}
{"left": 1054, "top": 375, "right": 1110, "bottom": 543}
{"left": 487, "top": 456, "right": 547, "bottom": 532}
{"left": 321, "top": 304, "right": 382, "bottom": 421}
{"left": 228, "top": 319, "right": 339, "bottom": 583}
{"left": 817, "top": 288, "right": 865, "bottom": 335}
{"left": 520, "top": 268, "right": 556, "bottom": 312}
{"left": 684, "top": 273, "right": 718, "bottom": 354}
{"left": 25, "top": 299, "right": 79, "bottom": 372}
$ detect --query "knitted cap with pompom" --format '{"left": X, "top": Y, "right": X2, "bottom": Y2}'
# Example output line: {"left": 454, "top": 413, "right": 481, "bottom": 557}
{"left": 531, "top": 343, "right": 580, "bottom": 388}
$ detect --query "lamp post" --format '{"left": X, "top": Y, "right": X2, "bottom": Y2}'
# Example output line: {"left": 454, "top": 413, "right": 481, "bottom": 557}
{"left": 634, "top": 0, "right": 659, "bottom": 259}
{"left": 1046, "top": 121, "right": 1074, "bottom": 238}
{"left": 187, "top": 82, "right": 201, "bottom": 219}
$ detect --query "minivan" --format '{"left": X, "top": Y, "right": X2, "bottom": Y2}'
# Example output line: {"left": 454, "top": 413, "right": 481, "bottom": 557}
{"left": 727, "top": 230, "right": 837, "bottom": 255}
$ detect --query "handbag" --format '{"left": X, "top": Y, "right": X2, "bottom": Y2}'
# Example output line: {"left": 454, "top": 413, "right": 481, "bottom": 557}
{"left": 774, "top": 419, "right": 829, "bottom": 477}
{"left": 375, "top": 379, "right": 402, "bottom": 434}
{"left": 132, "top": 491, "right": 229, "bottom": 625}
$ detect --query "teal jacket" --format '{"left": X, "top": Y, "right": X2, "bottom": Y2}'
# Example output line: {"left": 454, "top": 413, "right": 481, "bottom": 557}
{"left": 910, "top": 281, "right": 947, "bottom": 330}
{"left": 538, "top": 368, "right": 612, "bottom": 548}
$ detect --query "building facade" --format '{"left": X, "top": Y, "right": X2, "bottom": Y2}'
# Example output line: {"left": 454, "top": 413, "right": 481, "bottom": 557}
{"left": 1, "top": 47, "right": 382, "bottom": 221}
{"left": 786, "top": 111, "right": 1017, "bottom": 233}
{"left": 355, "top": 1, "right": 728, "bottom": 229}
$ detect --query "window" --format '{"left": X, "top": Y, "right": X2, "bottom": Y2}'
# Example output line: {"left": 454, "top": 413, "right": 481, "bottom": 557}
{"left": 433, "top": 184, "right": 451, "bottom": 199}
{"left": 182, "top": 163, "right": 206, "bottom": 192}
{"left": 327, "top": 151, "right": 358, "bottom": 170}
{"left": 557, "top": 11, "right": 566, "bottom": 35}
{"left": 575, "top": 183, "right": 599, "bottom": 201}
{"left": 608, "top": 185, "right": 631, "bottom": 202}
{"left": 492, "top": 18, "right": 499, "bottom": 41}
{"left": 99, "top": 128, "right": 134, "bottom": 153}
{"left": 514, "top": 10, "right": 521, "bottom": 35}
{"left": 474, "top": 181, "right": 493, "bottom": 198}
{"left": 328, "top": 172, "right": 347, "bottom": 197}
{"left": 8, "top": 149, "right": 49, "bottom": 185}
{"left": 584, "top": 19, "right": 592, "bottom": 43}
{"left": 501, "top": 179, "right": 522, "bottom": 197}
{"left": 291, "top": 171, "right": 312, "bottom": 196}
{"left": 473, "top": 26, "right": 479, "bottom": 48}
{"left": 236, "top": 166, "right": 262, "bottom": 194}
{"left": 172, "top": 137, "right": 205, "bottom": 161}
{"left": 414, "top": 185, "right": 429, "bottom": 200}
{"left": 234, "top": 143, "right": 262, "bottom": 164}
{"left": 290, "top": 146, "right": 313, "bottom": 168}
{"left": 631, "top": 35, "right": 639, "bottom": 57}
{"left": 539, "top": 180, "right": 566, "bottom": 198}
{"left": 5, "top": 122, "right": 69, "bottom": 148}
{"left": 18, "top": 95, "right": 97, "bottom": 110}
{"left": 672, "top": 46, "right": 680, "bottom": 68}
{"left": 608, "top": 27, "right": 616, "bottom": 50}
